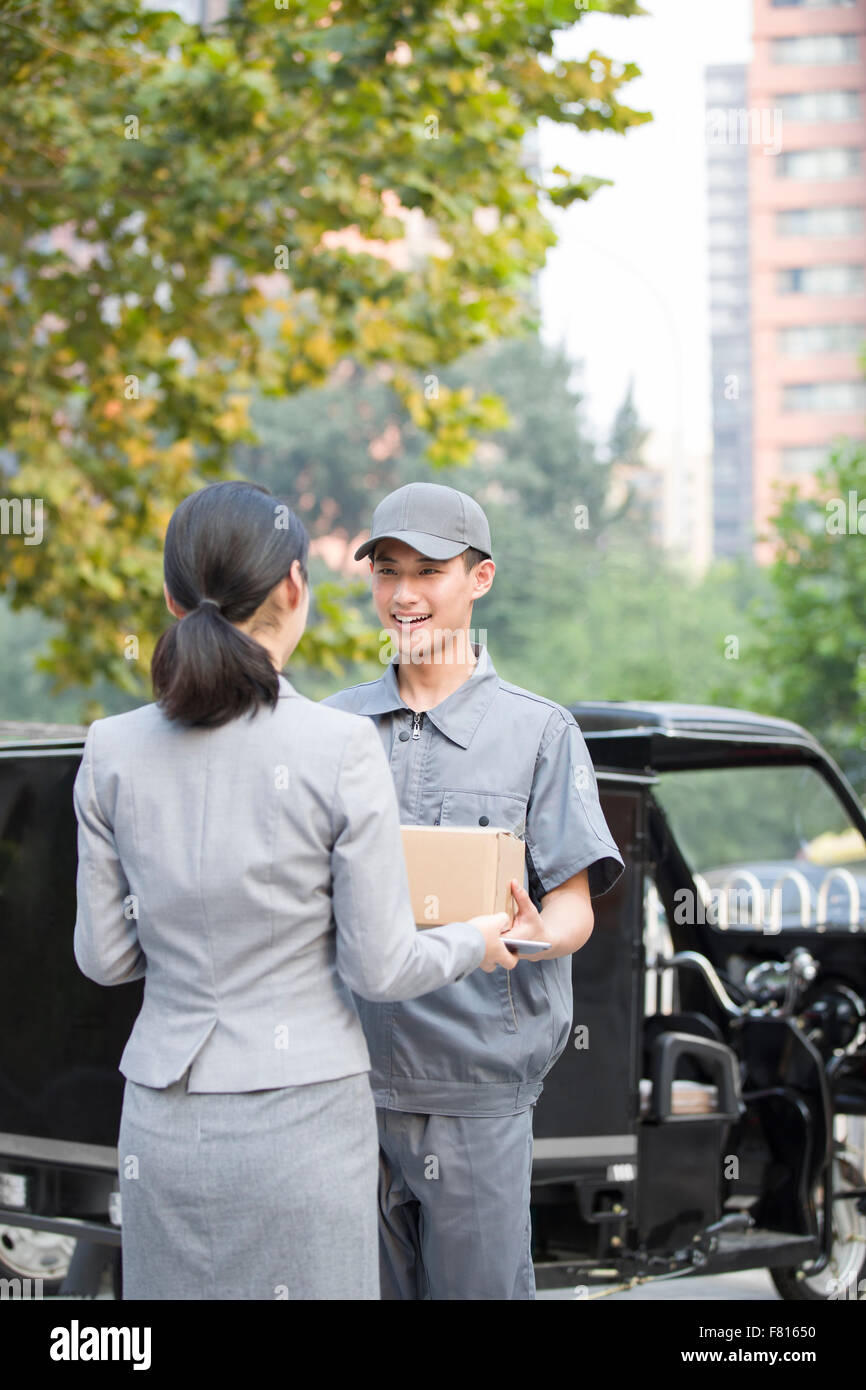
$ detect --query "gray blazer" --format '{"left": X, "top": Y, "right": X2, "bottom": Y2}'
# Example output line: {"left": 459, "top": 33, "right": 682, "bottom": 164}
{"left": 72, "top": 673, "right": 486, "bottom": 1093}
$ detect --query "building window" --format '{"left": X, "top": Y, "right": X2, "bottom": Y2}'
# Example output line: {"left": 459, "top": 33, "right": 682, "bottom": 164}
{"left": 777, "top": 264, "right": 865, "bottom": 294}
{"left": 777, "top": 205, "right": 864, "bottom": 237}
{"left": 780, "top": 444, "right": 847, "bottom": 474}
{"left": 709, "top": 221, "right": 746, "bottom": 247}
{"left": 712, "top": 280, "right": 750, "bottom": 305}
{"left": 779, "top": 323, "right": 866, "bottom": 355}
{"left": 777, "top": 90, "right": 861, "bottom": 122}
{"left": 709, "top": 249, "right": 746, "bottom": 275}
{"left": 707, "top": 160, "right": 747, "bottom": 186}
{"left": 782, "top": 381, "right": 866, "bottom": 412}
{"left": 777, "top": 147, "right": 861, "bottom": 179}
{"left": 708, "top": 193, "right": 745, "bottom": 215}
{"left": 705, "top": 86, "right": 746, "bottom": 106}
{"left": 771, "top": 35, "right": 859, "bottom": 64}
{"left": 711, "top": 307, "right": 744, "bottom": 331}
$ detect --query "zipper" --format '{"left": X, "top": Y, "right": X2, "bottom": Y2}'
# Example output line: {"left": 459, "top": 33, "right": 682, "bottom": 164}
{"left": 505, "top": 970, "right": 519, "bottom": 1030}
{"left": 411, "top": 711, "right": 423, "bottom": 740}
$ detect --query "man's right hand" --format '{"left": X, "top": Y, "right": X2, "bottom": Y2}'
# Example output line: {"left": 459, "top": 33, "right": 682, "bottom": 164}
{"left": 466, "top": 912, "right": 518, "bottom": 972}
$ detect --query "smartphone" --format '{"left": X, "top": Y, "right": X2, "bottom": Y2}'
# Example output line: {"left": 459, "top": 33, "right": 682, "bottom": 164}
{"left": 503, "top": 938, "right": 551, "bottom": 955}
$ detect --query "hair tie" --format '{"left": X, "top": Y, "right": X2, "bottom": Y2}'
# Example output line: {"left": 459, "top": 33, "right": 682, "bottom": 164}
{"left": 197, "top": 598, "right": 221, "bottom": 610}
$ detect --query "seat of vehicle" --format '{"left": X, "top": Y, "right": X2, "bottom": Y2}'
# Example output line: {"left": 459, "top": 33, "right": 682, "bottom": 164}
{"left": 638, "top": 1076, "right": 720, "bottom": 1116}
{"left": 643, "top": 1011, "right": 724, "bottom": 1082}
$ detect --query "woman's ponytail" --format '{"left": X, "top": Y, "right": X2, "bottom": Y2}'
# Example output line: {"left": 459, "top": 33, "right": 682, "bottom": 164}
{"left": 151, "top": 481, "right": 310, "bottom": 728}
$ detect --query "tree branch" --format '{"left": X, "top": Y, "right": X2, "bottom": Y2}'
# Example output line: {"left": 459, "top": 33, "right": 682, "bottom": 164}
{"left": 0, "top": 17, "right": 133, "bottom": 68}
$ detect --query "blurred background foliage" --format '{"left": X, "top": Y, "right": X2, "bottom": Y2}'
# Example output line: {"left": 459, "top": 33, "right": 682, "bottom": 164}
{"left": 0, "top": 0, "right": 651, "bottom": 708}
{"left": 1, "top": 0, "right": 865, "bottom": 794}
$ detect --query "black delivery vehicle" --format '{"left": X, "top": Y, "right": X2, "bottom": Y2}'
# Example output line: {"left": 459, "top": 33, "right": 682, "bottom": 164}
{"left": 0, "top": 701, "right": 864, "bottom": 1299}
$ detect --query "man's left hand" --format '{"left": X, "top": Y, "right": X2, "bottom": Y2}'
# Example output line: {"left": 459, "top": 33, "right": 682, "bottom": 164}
{"left": 501, "top": 879, "right": 548, "bottom": 961}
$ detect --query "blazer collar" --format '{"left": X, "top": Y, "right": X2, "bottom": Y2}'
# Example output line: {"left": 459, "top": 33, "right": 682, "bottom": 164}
{"left": 277, "top": 672, "right": 301, "bottom": 698}
{"left": 348, "top": 641, "right": 499, "bottom": 749}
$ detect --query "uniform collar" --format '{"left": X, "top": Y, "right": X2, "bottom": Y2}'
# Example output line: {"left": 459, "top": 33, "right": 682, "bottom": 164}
{"left": 351, "top": 641, "right": 499, "bottom": 749}
{"left": 277, "top": 672, "right": 300, "bottom": 698}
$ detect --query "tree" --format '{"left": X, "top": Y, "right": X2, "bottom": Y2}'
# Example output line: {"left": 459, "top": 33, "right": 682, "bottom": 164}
{"left": 234, "top": 331, "right": 624, "bottom": 666}
{"left": 605, "top": 372, "right": 653, "bottom": 529}
{"left": 434, "top": 334, "right": 612, "bottom": 529}
{"left": 234, "top": 359, "right": 417, "bottom": 540}
{"left": 237, "top": 331, "right": 613, "bottom": 535}
{"left": 608, "top": 373, "right": 649, "bottom": 469}
{"left": 736, "top": 437, "right": 866, "bottom": 793}
{"left": 0, "top": 0, "right": 651, "bottom": 709}
{"left": 482, "top": 526, "right": 767, "bottom": 711}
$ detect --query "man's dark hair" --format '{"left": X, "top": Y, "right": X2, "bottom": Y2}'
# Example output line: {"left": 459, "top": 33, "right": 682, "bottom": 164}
{"left": 370, "top": 544, "right": 488, "bottom": 572}
{"left": 461, "top": 546, "right": 488, "bottom": 572}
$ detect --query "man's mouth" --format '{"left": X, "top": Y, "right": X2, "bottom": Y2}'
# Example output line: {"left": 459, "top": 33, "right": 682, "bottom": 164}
{"left": 392, "top": 612, "right": 432, "bottom": 628}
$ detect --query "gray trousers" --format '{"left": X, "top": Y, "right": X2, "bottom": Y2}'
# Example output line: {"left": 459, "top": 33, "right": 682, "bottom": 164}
{"left": 117, "top": 1068, "right": 379, "bottom": 1300}
{"left": 376, "top": 1106, "right": 536, "bottom": 1300}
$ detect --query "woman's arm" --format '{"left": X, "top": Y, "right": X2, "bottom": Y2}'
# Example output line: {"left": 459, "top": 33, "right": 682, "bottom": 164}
{"left": 330, "top": 717, "right": 487, "bottom": 1000}
{"left": 72, "top": 723, "right": 146, "bottom": 986}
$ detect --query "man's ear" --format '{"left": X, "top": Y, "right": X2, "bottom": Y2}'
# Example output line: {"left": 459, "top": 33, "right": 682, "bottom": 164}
{"left": 472, "top": 558, "right": 495, "bottom": 600}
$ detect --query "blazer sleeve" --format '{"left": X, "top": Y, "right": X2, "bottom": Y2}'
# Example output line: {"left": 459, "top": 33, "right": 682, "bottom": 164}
{"left": 72, "top": 722, "right": 146, "bottom": 986}
{"left": 330, "top": 717, "right": 486, "bottom": 1001}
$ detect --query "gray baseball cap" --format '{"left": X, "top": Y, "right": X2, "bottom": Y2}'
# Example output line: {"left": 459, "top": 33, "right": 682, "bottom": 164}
{"left": 354, "top": 482, "right": 492, "bottom": 562}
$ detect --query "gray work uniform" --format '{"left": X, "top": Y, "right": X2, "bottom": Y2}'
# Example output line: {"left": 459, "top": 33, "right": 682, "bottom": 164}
{"left": 321, "top": 643, "right": 625, "bottom": 1299}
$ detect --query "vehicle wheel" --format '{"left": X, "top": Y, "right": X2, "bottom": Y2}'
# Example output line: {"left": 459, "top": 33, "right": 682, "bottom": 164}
{"left": 0, "top": 1226, "right": 77, "bottom": 1294}
{"left": 771, "top": 1123, "right": 866, "bottom": 1301}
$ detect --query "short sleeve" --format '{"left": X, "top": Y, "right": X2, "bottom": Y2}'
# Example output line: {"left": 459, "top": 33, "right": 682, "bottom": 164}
{"left": 525, "top": 711, "right": 625, "bottom": 901}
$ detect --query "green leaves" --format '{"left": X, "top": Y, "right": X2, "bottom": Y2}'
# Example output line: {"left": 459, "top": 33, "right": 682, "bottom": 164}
{"left": 0, "top": 0, "right": 650, "bottom": 710}
{"left": 547, "top": 174, "right": 614, "bottom": 207}
{"left": 739, "top": 439, "right": 866, "bottom": 791}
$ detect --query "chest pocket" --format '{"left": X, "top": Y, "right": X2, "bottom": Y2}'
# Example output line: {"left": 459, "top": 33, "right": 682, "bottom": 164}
{"left": 436, "top": 789, "right": 528, "bottom": 838}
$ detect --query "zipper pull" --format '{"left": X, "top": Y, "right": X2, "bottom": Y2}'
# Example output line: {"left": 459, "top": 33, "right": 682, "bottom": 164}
{"left": 411, "top": 711, "right": 422, "bottom": 740}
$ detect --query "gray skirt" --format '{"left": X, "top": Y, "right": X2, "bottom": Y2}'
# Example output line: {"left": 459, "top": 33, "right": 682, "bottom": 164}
{"left": 117, "top": 1068, "right": 379, "bottom": 1300}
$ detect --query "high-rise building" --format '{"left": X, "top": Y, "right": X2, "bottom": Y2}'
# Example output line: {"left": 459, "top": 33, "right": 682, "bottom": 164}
{"left": 749, "top": 0, "right": 866, "bottom": 560}
{"left": 705, "top": 63, "right": 755, "bottom": 559}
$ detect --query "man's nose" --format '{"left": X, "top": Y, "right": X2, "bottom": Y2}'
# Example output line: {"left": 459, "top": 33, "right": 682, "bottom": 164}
{"left": 393, "top": 580, "right": 419, "bottom": 604}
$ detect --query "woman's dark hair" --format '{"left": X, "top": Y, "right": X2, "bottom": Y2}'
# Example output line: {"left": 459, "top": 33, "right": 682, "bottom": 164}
{"left": 151, "top": 481, "right": 310, "bottom": 728}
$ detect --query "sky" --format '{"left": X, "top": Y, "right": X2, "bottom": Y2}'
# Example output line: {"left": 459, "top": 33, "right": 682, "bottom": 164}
{"left": 539, "top": 0, "right": 753, "bottom": 461}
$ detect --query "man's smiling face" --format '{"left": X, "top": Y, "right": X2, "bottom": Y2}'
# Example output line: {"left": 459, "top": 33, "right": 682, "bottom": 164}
{"left": 370, "top": 537, "right": 494, "bottom": 663}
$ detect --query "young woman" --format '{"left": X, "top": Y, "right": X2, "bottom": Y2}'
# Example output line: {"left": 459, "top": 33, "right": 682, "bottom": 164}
{"left": 72, "top": 479, "right": 516, "bottom": 1300}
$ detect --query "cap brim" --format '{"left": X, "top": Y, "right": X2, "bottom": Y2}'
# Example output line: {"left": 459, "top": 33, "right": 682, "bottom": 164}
{"left": 353, "top": 530, "right": 472, "bottom": 563}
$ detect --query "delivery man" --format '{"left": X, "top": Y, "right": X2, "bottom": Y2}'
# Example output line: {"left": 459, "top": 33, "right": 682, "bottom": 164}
{"left": 320, "top": 481, "right": 625, "bottom": 1299}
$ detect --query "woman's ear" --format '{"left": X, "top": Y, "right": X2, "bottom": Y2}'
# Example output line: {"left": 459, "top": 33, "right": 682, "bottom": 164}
{"left": 164, "top": 583, "right": 186, "bottom": 620}
{"left": 286, "top": 561, "right": 307, "bottom": 608}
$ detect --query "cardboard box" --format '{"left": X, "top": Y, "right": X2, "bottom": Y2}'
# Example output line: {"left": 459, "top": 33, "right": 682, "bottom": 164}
{"left": 400, "top": 825, "right": 526, "bottom": 927}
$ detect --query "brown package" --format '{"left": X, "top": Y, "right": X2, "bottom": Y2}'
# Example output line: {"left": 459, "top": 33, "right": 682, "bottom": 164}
{"left": 400, "top": 825, "right": 526, "bottom": 927}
